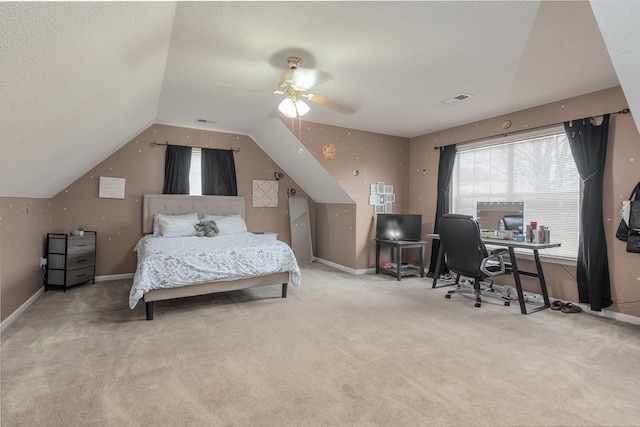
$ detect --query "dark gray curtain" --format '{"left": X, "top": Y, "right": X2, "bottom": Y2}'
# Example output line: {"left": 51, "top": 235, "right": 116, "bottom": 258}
{"left": 428, "top": 145, "right": 457, "bottom": 276}
{"left": 202, "top": 148, "right": 237, "bottom": 196}
{"left": 564, "top": 114, "right": 612, "bottom": 311}
{"left": 162, "top": 145, "right": 192, "bottom": 194}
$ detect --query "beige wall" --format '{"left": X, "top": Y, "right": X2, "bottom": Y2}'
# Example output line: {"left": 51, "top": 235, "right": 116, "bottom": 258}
{"left": 51, "top": 124, "right": 314, "bottom": 277}
{"left": 315, "top": 203, "right": 357, "bottom": 268}
{"left": 409, "top": 86, "right": 640, "bottom": 316}
{"left": 283, "top": 120, "right": 410, "bottom": 270}
{"left": 0, "top": 197, "right": 51, "bottom": 322}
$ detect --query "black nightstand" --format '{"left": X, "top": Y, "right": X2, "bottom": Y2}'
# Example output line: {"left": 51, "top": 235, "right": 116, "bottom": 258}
{"left": 46, "top": 231, "right": 96, "bottom": 291}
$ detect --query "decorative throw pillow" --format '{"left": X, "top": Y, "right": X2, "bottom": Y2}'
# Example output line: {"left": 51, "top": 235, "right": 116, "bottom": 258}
{"left": 195, "top": 220, "right": 219, "bottom": 237}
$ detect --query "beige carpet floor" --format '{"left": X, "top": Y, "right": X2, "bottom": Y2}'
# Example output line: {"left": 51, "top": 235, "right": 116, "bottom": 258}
{"left": 2, "top": 262, "right": 639, "bottom": 427}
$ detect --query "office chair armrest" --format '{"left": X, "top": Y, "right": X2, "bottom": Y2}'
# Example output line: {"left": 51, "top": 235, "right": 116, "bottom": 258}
{"left": 490, "top": 248, "right": 509, "bottom": 256}
{"left": 480, "top": 254, "right": 506, "bottom": 277}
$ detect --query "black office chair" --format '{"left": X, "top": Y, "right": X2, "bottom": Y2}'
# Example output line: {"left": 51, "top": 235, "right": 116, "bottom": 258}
{"left": 438, "top": 214, "right": 512, "bottom": 308}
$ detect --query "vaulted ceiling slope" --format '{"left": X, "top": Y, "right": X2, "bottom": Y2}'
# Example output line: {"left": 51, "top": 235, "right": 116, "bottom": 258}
{"left": 1, "top": 1, "right": 637, "bottom": 199}
{"left": 1, "top": 2, "right": 176, "bottom": 198}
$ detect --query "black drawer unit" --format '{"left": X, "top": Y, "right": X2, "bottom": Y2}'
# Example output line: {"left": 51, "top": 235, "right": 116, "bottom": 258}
{"left": 46, "top": 231, "right": 96, "bottom": 291}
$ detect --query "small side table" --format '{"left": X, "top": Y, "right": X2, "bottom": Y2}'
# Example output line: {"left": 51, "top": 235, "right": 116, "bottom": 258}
{"left": 375, "top": 239, "right": 426, "bottom": 281}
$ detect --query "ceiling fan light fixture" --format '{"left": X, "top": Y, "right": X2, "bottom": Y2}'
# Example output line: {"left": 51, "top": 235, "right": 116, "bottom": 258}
{"left": 278, "top": 98, "right": 297, "bottom": 118}
{"left": 295, "top": 99, "right": 310, "bottom": 116}
{"left": 278, "top": 97, "right": 310, "bottom": 118}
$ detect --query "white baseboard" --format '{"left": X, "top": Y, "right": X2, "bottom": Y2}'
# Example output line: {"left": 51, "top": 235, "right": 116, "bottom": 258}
{"left": 314, "top": 258, "right": 375, "bottom": 275}
{"left": 1, "top": 287, "right": 44, "bottom": 332}
{"left": 95, "top": 273, "right": 134, "bottom": 282}
{"left": 575, "top": 303, "right": 640, "bottom": 326}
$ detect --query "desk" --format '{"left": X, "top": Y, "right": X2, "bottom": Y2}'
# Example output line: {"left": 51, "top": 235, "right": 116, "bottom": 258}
{"left": 375, "top": 239, "right": 426, "bottom": 281}
{"left": 425, "top": 234, "right": 560, "bottom": 315}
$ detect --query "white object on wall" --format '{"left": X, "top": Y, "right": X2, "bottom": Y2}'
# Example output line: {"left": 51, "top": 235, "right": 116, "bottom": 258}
{"left": 99, "top": 177, "right": 126, "bottom": 199}
{"left": 370, "top": 181, "right": 396, "bottom": 211}
{"left": 252, "top": 179, "right": 279, "bottom": 207}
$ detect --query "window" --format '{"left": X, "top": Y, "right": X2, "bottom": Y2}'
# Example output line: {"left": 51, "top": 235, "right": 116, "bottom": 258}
{"left": 189, "top": 147, "right": 202, "bottom": 196}
{"left": 451, "top": 127, "right": 580, "bottom": 260}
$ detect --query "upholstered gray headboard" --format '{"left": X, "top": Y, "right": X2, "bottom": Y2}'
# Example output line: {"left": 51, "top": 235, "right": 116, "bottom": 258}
{"left": 142, "top": 194, "right": 245, "bottom": 234}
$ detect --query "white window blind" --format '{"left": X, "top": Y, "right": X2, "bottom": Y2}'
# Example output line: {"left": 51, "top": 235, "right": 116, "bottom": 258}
{"left": 189, "top": 147, "right": 202, "bottom": 196}
{"left": 451, "top": 128, "right": 580, "bottom": 259}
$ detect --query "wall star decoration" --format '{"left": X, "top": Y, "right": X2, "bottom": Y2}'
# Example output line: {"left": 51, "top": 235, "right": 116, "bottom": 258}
{"left": 322, "top": 142, "right": 336, "bottom": 160}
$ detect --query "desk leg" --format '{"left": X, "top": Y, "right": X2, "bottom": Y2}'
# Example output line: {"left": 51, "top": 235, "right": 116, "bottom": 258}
{"left": 375, "top": 242, "right": 380, "bottom": 274}
{"left": 397, "top": 247, "right": 402, "bottom": 281}
{"left": 533, "top": 249, "right": 551, "bottom": 309}
{"left": 419, "top": 244, "right": 425, "bottom": 277}
{"left": 431, "top": 244, "right": 444, "bottom": 288}
{"left": 508, "top": 247, "right": 527, "bottom": 314}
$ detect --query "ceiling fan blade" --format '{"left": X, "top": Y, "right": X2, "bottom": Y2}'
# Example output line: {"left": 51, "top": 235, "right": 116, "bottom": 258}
{"left": 218, "top": 86, "right": 276, "bottom": 95}
{"left": 306, "top": 94, "right": 356, "bottom": 116}
{"left": 278, "top": 68, "right": 333, "bottom": 91}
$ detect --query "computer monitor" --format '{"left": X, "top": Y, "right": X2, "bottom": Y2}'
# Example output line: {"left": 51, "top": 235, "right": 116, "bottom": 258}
{"left": 375, "top": 214, "right": 422, "bottom": 241}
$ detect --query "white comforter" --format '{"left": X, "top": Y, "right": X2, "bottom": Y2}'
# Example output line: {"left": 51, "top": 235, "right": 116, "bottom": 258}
{"left": 130, "top": 232, "right": 302, "bottom": 308}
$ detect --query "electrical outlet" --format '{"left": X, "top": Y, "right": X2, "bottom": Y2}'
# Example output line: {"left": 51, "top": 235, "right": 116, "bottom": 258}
{"left": 39, "top": 257, "right": 47, "bottom": 267}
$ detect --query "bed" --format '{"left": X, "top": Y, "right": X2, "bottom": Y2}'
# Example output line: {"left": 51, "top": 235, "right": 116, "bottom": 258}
{"left": 131, "top": 194, "right": 301, "bottom": 320}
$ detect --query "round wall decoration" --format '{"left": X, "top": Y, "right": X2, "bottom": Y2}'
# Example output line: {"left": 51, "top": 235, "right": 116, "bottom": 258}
{"left": 322, "top": 142, "right": 337, "bottom": 160}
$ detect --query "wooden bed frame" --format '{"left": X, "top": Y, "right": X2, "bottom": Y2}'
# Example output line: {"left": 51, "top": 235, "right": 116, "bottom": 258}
{"left": 141, "top": 194, "right": 290, "bottom": 320}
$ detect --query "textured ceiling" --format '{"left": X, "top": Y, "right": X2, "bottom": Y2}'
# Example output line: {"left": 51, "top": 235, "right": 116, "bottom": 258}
{"left": 0, "top": 1, "right": 634, "bottom": 198}
{"left": 0, "top": 2, "right": 176, "bottom": 198}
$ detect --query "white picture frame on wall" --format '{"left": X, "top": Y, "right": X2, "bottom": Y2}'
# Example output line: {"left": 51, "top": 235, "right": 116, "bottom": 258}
{"left": 252, "top": 180, "right": 279, "bottom": 207}
{"left": 377, "top": 182, "right": 385, "bottom": 194}
{"left": 385, "top": 193, "right": 396, "bottom": 202}
{"left": 374, "top": 205, "right": 385, "bottom": 214}
{"left": 370, "top": 184, "right": 378, "bottom": 195}
{"left": 98, "top": 177, "right": 126, "bottom": 199}
{"left": 384, "top": 202, "right": 393, "bottom": 213}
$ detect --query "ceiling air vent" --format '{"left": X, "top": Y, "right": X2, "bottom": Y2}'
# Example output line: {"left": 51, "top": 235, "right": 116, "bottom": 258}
{"left": 196, "top": 118, "right": 217, "bottom": 124}
{"left": 442, "top": 93, "right": 473, "bottom": 104}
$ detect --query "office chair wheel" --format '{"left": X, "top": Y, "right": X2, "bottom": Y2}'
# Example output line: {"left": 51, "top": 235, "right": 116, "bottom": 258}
{"left": 445, "top": 294, "right": 451, "bottom": 299}
{"left": 474, "top": 302, "right": 481, "bottom": 308}
{"left": 504, "top": 301, "right": 510, "bottom": 306}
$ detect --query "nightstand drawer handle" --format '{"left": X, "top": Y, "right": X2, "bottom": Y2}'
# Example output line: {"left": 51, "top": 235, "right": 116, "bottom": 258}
{"left": 77, "top": 274, "right": 86, "bottom": 277}
{"left": 77, "top": 244, "right": 87, "bottom": 247}
{"left": 78, "top": 259, "right": 87, "bottom": 263}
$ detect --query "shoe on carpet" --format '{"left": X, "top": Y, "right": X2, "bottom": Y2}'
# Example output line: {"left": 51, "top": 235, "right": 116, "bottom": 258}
{"left": 561, "top": 302, "right": 582, "bottom": 313}
{"left": 551, "top": 300, "right": 565, "bottom": 310}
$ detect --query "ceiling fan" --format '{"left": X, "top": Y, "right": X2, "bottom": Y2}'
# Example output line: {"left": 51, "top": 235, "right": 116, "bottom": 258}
{"left": 220, "top": 57, "right": 356, "bottom": 118}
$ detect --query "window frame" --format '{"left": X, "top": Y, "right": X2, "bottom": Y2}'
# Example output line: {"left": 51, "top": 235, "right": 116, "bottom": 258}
{"left": 450, "top": 125, "right": 580, "bottom": 265}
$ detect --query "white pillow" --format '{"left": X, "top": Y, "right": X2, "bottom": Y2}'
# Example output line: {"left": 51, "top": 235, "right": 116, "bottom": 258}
{"left": 210, "top": 214, "right": 248, "bottom": 235}
{"left": 159, "top": 217, "right": 197, "bottom": 238}
{"left": 202, "top": 214, "right": 228, "bottom": 221}
{"left": 153, "top": 213, "right": 198, "bottom": 236}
